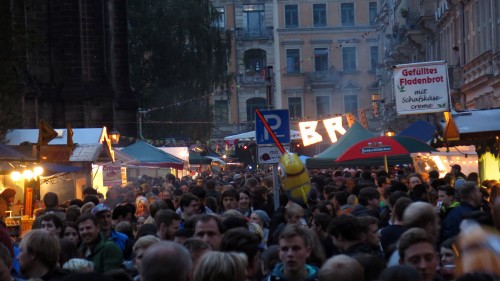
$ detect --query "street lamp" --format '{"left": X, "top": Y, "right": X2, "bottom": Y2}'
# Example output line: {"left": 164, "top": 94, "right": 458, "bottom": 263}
{"left": 385, "top": 129, "right": 395, "bottom": 137}
{"left": 108, "top": 129, "right": 120, "bottom": 145}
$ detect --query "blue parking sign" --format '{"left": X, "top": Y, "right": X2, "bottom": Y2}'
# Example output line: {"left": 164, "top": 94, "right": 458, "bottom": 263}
{"left": 255, "top": 109, "right": 290, "bottom": 145}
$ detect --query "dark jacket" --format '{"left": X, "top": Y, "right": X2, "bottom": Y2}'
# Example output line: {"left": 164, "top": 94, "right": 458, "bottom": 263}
{"left": 350, "top": 204, "right": 380, "bottom": 219}
{"left": 80, "top": 233, "right": 123, "bottom": 273}
{"left": 440, "top": 201, "right": 480, "bottom": 242}
{"left": 268, "top": 263, "right": 319, "bottom": 281}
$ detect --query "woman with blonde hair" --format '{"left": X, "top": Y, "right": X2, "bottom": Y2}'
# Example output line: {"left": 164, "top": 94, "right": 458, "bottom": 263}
{"left": 193, "top": 251, "right": 247, "bottom": 281}
{"left": 135, "top": 196, "right": 149, "bottom": 218}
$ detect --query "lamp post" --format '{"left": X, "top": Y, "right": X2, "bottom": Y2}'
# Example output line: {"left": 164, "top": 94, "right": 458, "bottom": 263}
{"left": 108, "top": 129, "right": 121, "bottom": 145}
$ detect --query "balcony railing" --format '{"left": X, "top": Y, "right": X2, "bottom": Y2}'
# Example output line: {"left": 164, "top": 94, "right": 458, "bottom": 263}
{"left": 236, "top": 26, "right": 273, "bottom": 40}
{"left": 305, "top": 70, "right": 341, "bottom": 89}
{"left": 239, "top": 73, "right": 266, "bottom": 85}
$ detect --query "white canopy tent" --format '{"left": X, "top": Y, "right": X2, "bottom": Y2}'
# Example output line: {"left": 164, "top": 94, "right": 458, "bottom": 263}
{"left": 224, "top": 130, "right": 302, "bottom": 141}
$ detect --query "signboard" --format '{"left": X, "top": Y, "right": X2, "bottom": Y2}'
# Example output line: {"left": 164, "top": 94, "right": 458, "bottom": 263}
{"left": 258, "top": 145, "right": 290, "bottom": 164}
{"left": 393, "top": 61, "right": 450, "bottom": 115}
{"left": 255, "top": 109, "right": 290, "bottom": 145}
{"left": 103, "top": 163, "right": 125, "bottom": 187}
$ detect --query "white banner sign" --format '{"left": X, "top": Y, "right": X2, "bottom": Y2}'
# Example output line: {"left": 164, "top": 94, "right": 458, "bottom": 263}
{"left": 258, "top": 145, "right": 290, "bottom": 164}
{"left": 393, "top": 61, "right": 450, "bottom": 115}
{"left": 103, "top": 163, "right": 124, "bottom": 187}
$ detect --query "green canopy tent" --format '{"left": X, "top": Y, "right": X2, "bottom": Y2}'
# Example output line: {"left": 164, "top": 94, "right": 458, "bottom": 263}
{"left": 306, "top": 122, "right": 416, "bottom": 169}
{"left": 189, "top": 151, "right": 212, "bottom": 165}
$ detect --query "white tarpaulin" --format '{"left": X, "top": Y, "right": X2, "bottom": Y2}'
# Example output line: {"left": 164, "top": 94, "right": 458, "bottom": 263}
{"left": 224, "top": 130, "right": 302, "bottom": 141}
{"left": 393, "top": 61, "right": 450, "bottom": 115}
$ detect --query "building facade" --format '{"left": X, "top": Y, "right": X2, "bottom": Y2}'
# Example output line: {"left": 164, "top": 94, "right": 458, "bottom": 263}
{"left": 211, "top": 0, "right": 381, "bottom": 141}
{"left": 376, "top": 0, "right": 499, "bottom": 131}
{"left": 12, "top": 0, "right": 137, "bottom": 137}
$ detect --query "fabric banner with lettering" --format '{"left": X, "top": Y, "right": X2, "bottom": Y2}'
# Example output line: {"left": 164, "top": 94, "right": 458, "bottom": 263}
{"left": 393, "top": 61, "right": 450, "bottom": 115}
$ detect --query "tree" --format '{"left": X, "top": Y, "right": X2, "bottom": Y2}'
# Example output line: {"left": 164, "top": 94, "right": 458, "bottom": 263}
{"left": 0, "top": 0, "right": 23, "bottom": 141}
{"left": 128, "top": 0, "right": 232, "bottom": 142}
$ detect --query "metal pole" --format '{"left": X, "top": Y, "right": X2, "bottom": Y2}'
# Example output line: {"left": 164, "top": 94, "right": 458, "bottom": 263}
{"left": 273, "top": 165, "right": 280, "bottom": 210}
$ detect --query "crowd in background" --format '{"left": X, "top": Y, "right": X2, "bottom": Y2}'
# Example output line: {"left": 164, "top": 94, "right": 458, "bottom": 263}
{"left": 1, "top": 163, "right": 500, "bottom": 281}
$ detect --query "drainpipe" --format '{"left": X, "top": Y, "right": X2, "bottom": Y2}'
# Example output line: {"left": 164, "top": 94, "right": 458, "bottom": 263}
{"left": 273, "top": 0, "right": 282, "bottom": 109}
{"left": 232, "top": 0, "right": 240, "bottom": 132}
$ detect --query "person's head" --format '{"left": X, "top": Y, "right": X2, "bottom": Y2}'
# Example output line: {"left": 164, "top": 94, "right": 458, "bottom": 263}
{"left": 220, "top": 228, "right": 261, "bottom": 278}
{"left": 135, "top": 196, "right": 149, "bottom": 216}
{"left": 408, "top": 173, "right": 423, "bottom": 190}
{"left": 379, "top": 265, "right": 421, "bottom": 281}
{"left": 238, "top": 188, "right": 252, "bottom": 211}
{"left": 439, "top": 237, "right": 457, "bottom": 267}
{"left": 451, "top": 164, "right": 461, "bottom": 175}
{"left": 133, "top": 235, "right": 160, "bottom": 274}
{"left": 141, "top": 241, "right": 192, "bottom": 281}
{"left": 193, "top": 251, "right": 247, "bottom": 281}
{"left": 398, "top": 228, "right": 439, "bottom": 281}
{"left": 18, "top": 229, "right": 60, "bottom": 278}
{"left": 155, "top": 209, "right": 181, "bottom": 240}
{"left": 112, "top": 204, "right": 133, "bottom": 226}
{"left": 358, "top": 216, "right": 380, "bottom": 247}
{"left": 62, "top": 221, "right": 81, "bottom": 246}
{"left": 459, "top": 181, "right": 482, "bottom": 207}
{"left": 250, "top": 210, "right": 270, "bottom": 229}
{"left": 194, "top": 214, "right": 225, "bottom": 251}
{"left": 393, "top": 197, "right": 412, "bottom": 223}
{"left": 438, "top": 185, "right": 456, "bottom": 207}
{"left": 0, "top": 244, "right": 12, "bottom": 280}
{"left": 91, "top": 203, "right": 112, "bottom": 234}
{"left": 183, "top": 238, "right": 211, "bottom": 268}
{"left": 40, "top": 213, "right": 63, "bottom": 238}
{"left": 403, "top": 202, "right": 440, "bottom": 241}
{"left": 319, "top": 254, "right": 364, "bottom": 281}
{"left": 358, "top": 187, "right": 380, "bottom": 209}
{"left": 76, "top": 213, "right": 101, "bottom": 246}
{"left": 221, "top": 189, "right": 239, "bottom": 211}
{"left": 328, "top": 215, "right": 363, "bottom": 250}
{"left": 180, "top": 193, "right": 200, "bottom": 217}
{"left": 285, "top": 202, "right": 305, "bottom": 225}
{"left": 278, "top": 224, "right": 312, "bottom": 276}
{"left": 43, "top": 192, "right": 59, "bottom": 208}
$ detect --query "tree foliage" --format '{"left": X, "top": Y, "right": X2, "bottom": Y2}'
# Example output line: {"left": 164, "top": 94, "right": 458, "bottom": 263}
{"left": 0, "top": 0, "right": 23, "bottom": 141}
{"left": 128, "top": 0, "right": 232, "bottom": 142}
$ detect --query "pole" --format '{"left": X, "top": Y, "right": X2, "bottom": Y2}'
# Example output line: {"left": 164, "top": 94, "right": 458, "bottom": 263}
{"left": 265, "top": 66, "right": 273, "bottom": 109}
{"left": 384, "top": 155, "right": 388, "bottom": 173}
{"left": 273, "top": 165, "right": 280, "bottom": 210}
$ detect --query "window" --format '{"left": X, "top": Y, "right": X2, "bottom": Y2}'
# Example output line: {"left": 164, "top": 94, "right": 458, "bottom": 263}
{"left": 243, "top": 4, "right": 265, "bottom": 36}
{"left": 286, "top": 49, "right": 301, "bottom": 74}
{"left": 214, "top": 100, "right": 228, "bottom": 123}
{"left": 246, "top": 97, "right": 267, "bottom": 122}
{"left": 370, "top": 46, "right": 378, "bottom": 71}
{"left": 314, "top": 48, "right": 328, "bottom": 71}
{"left": 341, "top": 3, "right": 355, "bottom": 26}
{"left": 213, "top": 7, "right": 225, "bottom": 29}
{"left": 316, "top": 96, "right": 330, "bottom": 117}
{"left": 285, "top": 5, "right": 298, "bottom": 28}
{"left": 342, "top": 47, "right": 356, "bottom": 72}
{"left": 244, "top": 49, "right": 266, "bottom": 74}
{"left": 344, "top": 94, "right": 358, "bottom": 115}
{"left": 313, "top": 4, "right": 327, "bottom": 27}
{"left": 369, "top": 2, "right": 377, "bottom": 26}
{"left": 288, "top": 97, "right": 302, "bottom": 118}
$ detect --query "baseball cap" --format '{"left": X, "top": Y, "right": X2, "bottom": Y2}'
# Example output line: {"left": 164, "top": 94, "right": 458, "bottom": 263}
{"left": 233, "top": 174, "right": 242, "bottom": 181}
{"left": 450, "top": 164, "right": 461, "bottom": 171}
{"left": 91, "top": 203, "right": 111, "bottom": 215}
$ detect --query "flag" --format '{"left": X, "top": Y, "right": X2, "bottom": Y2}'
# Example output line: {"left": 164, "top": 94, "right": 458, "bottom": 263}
{"left": 443, "top": 111, "right": 460, "bottom": 141}
{"left": 67, "top": 122, "right": 74, "bottom": 147}
{"left": 345, "top": 113, "right": 358, "bottom": 127}
{"left": 359, "top": 110, "right": 368, "bottom": 129}
{"left": 38, "top": 120, "right": 58, "bottom": 146}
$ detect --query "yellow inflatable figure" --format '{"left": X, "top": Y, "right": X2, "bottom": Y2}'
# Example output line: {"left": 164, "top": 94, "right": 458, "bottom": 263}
{"left": 278, "top": 152, "right": 311, "bottom": 205}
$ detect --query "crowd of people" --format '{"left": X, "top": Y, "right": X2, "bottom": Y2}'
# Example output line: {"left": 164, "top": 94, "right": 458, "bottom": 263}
{"left": 1, "top": 163, "right": 500, "bottom": 281}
